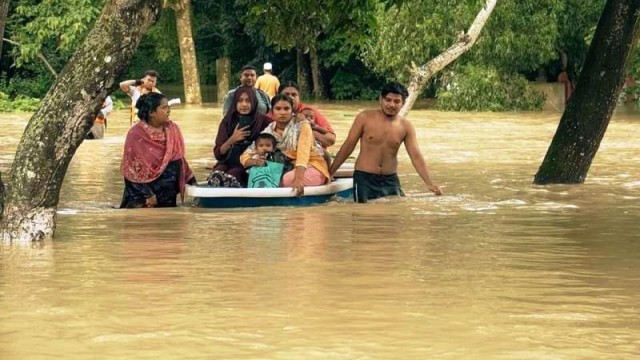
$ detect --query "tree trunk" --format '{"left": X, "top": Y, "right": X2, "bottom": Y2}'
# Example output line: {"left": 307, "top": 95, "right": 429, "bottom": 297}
{"left": 0, "top": 0, "right": 9, "bottom": 63}
{"left": 0, "top": 171, "right": 4, "bottom": 218}
{"left": 534, "top": 0, "right": 640, "bottom": 184}
{"left": 174, "top": 0, "right": 202, "bottom": 105}
{"left": 399, "top": 0, "right": 497, "bottom": 117}
{"left": 216, "top": 57, "right": 230, "bottom": 104}
{"left": 0, "top": 0, "right": 162, "bottom": 244}
{"left": 309, "top": 43, "right": 324, "bottom": 99}
{"left": 296, "top": 47, "right": 310, "bottom": 97}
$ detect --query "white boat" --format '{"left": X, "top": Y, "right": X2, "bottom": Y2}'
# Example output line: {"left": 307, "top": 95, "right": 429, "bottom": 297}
{"left": 188, "top": 163, "right": 354, "bottom": 208}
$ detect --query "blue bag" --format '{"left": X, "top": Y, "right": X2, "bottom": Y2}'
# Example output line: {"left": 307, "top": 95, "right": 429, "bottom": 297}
{"left": 248, "top": 161, "right": 285, "bottom": 188}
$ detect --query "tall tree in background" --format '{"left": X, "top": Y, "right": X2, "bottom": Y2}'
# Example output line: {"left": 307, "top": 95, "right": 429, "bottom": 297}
{"left": 0, "top": 0, "right": 162, "bottom": 243}
{"left": 0, "top": 0, "right": 9, "bottom": 63}
{"left": 165, "top": 0, "right": 201, "bottom": 104}
{"left": 534, "top": 0, "right": 640, "bottom": 184}
{"left": 240, "top": 0, "right": 379, "bottom": 99}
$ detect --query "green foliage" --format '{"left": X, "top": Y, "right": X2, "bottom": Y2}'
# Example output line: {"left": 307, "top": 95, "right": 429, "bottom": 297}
{"left": 362, "top": 0, "right": 473, "bottom": 82}
{"left": 0, "top": 63, "right": 54, "bottom": 98}
{"left": 8, "top": 0, "right": 102, "bottom": 67}
{"left": 329, "top": 57, "right": 386, "bottom": 100}
{"left": 239, "top": 0, "right": 379, "bottom": 65}
{"left": 471, "top": 0, "right": 562, "bottom": 73}
{"left": 556, "top": 0, "right": 605, "bottom": 78}
{"left": 436, "top": 65, "right": 546, "bottom": 111}
{"left": 362, "top": 0, "right": 563, "bottom": 82}
{"left": 144, "top": 8, "right": 179, "bottom": 62}
{"left": 124, "top": 38, "right": 183, "bottom": 84}
{"left": 0, "top": 92, "right": 40, "bottom": 112}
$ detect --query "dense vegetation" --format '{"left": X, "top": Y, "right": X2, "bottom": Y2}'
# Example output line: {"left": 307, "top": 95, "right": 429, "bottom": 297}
{"left": 0, "top": 0, "right": 619, "bottom": 111}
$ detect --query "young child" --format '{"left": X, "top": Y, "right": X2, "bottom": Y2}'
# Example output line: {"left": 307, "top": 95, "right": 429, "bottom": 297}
{"left": 297, "top": 108, "right": 332, "bottom": 170}
{"left": 246, "top": 133, "right": 286, "bottom": 188}
{"left": 253, "top": 133, "right": 276, "bottom": 159}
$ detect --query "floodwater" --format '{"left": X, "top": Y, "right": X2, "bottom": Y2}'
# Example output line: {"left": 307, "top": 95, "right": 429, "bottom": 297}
{"left": 1, "top": 103, "right": 640, "bottom": 359}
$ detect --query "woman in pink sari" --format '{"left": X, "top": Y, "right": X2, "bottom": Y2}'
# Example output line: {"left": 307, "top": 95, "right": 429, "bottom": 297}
{"left": 120, "top": 93, "right": 195, "bottom": 208}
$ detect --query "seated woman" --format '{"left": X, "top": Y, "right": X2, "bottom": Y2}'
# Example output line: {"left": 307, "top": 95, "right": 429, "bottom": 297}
{"left": 241, "top": 94, "right": 330, "bottom": 196}
{"left": 120, "top": 93, "right": 195, "bottom": 208}
{"left": 211, "top": 86, "right": 272, "bottom": 187}
{"left": 278, "top": 81, "right": 336, "bottom": 148}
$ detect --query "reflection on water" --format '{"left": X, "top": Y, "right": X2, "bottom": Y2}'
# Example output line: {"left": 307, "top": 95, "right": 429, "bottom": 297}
{"left": 1, "top": 105, "right": 640, "bottom": 358}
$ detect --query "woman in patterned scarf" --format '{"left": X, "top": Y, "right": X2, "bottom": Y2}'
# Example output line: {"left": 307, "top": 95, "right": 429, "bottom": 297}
{"left": 120, "top": 93, "right": 195, "bottom": 208}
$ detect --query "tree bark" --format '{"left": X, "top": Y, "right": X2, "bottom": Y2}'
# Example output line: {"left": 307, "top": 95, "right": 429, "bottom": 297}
{"left": 296, "top": 47, "right": 310, "bottom": 97}
{"left": 0, "top": 0, "right": 162, "bottom": 244}
{"left": 216, "top": 57, "right": 230, "bottom": 104}
{"left": 174, "top": 0, "right": 202, "bottom": 104}
{"left": 534, "top": 0, "right": 640, "bottom": 184}
{"left": 308, "top": 43, "right": 324, "bottom": 99}
{"left": 0, "top": 171, "right": 4, "bottom": 219}
{"left": 0, "top": 0, "right": 9, "bottom": 63}
{"left": 399, "top": 0, "right": 497, "bottom": 117}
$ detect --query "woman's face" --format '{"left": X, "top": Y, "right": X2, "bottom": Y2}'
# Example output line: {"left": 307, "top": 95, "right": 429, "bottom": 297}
{"left": 150, "top": 98, "right": 169, "bottom": 126}
{"left": 272, "top": 100, "right": 293, "bottom": 125}
{"left": 236, "top": 92, "right": 252, "bottom": 115}
{"left": 280, "top": 86, "right": 300, "bottom": 110}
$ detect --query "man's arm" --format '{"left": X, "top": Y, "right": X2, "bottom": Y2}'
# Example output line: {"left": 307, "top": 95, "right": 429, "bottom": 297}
{"left": 119, "top": 79, "right": 140, "bottom": 93}
{"left": 329, "top": 112, "right": 365, "bottom": 175}
{"left": 403, "top": 120, "right": 443, "bottom": 195}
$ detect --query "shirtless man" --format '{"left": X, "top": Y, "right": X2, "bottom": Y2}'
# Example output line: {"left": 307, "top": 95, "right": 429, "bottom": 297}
{"left": 329, "top": 82, "right": 443, "bottom": 203}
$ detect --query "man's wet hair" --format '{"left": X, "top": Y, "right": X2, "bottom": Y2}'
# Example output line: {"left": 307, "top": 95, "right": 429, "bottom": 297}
{"left": 256, "top": 133, "right": 277, "bottom": 148}
{"left": 143, "top": 70, "right": 159, "bottom": 78}
{"left": 381, "top": 82, "right": 408, "bottom": 101}
{"left": 240, "top": 65, "right": 257, "bottom": 73}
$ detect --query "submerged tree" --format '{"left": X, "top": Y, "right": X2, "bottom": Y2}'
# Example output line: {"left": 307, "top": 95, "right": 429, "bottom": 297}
{"left": 534, "top": 0, "right": 640, "bottom": 184}
{"left": 0, "top": 0, "right": 162, "bottom": 243}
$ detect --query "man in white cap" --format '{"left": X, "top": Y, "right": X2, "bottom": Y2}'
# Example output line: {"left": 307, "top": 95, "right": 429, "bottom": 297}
{"left": 255, "top": 62, "right": 280, "bottom": 99}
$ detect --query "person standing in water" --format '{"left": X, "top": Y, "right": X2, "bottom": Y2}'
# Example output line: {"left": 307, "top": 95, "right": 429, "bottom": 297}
{"left": 329, "top": 82, "right": 443, "bottom": 203}
{"left": 119, "top": 70, "right": 162, "bottom": 125}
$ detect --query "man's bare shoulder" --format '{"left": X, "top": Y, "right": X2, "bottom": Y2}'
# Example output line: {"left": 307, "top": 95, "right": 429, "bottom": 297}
{"left": 355, "top": 109, "right": 384, "bottom": 120}
{"left": 399, "top": 116, "right": 414, "bottom": 128}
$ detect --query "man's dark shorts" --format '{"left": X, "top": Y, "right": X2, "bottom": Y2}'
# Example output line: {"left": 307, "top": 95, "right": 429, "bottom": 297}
{"left": 353, "top": 170, "right": 405, "bottom": 203}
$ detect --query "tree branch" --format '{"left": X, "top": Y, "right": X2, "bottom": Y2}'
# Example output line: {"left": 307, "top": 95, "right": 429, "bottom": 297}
{"left": 400, "top": 0, "right": 498, "bottom": 117}
{"left": 2, "top": 38, "right": 58, "bottom": 78}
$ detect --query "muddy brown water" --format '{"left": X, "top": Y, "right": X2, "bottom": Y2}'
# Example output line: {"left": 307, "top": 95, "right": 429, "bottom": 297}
{"left": 1, "top": 103, "right": 639, "bottom": 359}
